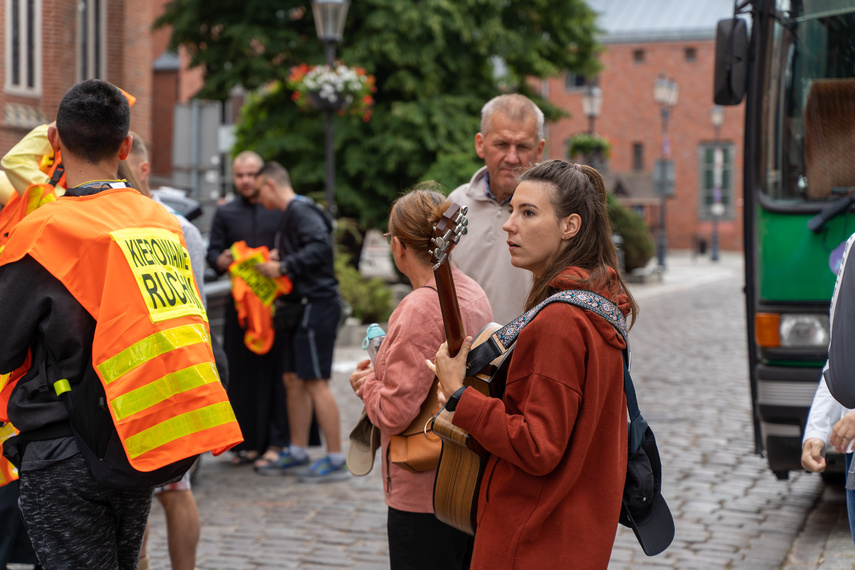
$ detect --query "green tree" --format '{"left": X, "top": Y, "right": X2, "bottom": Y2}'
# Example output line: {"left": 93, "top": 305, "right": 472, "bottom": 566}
{"left": 157, "top": 0, "right": 601, "bottom": 228}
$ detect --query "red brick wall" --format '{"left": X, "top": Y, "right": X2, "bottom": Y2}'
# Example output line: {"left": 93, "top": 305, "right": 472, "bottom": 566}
{"left": 544, "top": 39, "right": 746, "bottom": 252}
{"left": 0, "top": 1, "right": 153, "bottom": 164}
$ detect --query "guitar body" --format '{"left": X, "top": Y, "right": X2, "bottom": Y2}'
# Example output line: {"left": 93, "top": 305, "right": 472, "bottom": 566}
{"left": 432, "top": 322, "right": 511, "bottom": 536}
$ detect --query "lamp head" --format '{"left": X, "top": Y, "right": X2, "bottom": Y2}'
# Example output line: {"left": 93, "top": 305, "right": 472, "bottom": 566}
{"left": 312, "top": 0, "right": 350, "bottom": 43}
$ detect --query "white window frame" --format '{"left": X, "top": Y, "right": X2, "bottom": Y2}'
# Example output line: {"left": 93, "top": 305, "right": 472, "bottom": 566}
{"left": 76, "top": 0, "right": 107, "bottom": 82}
{"left": 5, "top": 0, "right": 42, "bottom": 95}
{"left": 698, "top": 142, "right": 736, "bottom": 221}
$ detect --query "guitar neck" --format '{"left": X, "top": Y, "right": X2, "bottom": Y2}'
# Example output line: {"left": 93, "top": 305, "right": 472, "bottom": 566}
{"left": 434, "top": 256, "right": 464, "bottom": 357}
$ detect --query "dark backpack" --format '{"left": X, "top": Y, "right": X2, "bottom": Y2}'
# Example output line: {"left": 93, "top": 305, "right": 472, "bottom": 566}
{"left": 4, "top": 350, "right": 196, "bottom": 490}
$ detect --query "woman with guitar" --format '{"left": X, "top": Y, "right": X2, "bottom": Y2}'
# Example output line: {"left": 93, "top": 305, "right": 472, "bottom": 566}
{"left": 429, "top": 160, "right": 639, "bottom": 569}
{"left": 349, "top": 186, "right": 493, "bottom": 569}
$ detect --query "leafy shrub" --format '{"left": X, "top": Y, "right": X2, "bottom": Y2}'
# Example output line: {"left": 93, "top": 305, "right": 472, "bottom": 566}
{"left": 606, "top": 192, "right": 654, "bottom": 273}
{"left": 335, "top": 250, "right": 393, "bottom": 324}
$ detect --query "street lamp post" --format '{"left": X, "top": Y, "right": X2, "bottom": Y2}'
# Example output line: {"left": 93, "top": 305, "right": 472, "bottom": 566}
{"left": 653, "top": 75, "right": 679, "bottom": 270}
{"left": 710, "top": 105, "right": 725, "bottom": 262}
{"left": 582, "top": 84, "right": 603, "bottom": 136}
{"left": 311, "top": 0, "right": 350, "bottom": 217}
{"left": 581, "top": 84, "right": 603, "bottom": 169}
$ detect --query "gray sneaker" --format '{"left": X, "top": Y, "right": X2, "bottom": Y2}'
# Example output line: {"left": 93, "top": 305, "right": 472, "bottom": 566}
{"left": 297, "top": 456, "right": 350, "bottom": 483}
{"left": 254, "top": 450, "right": 310, "bottom": 476}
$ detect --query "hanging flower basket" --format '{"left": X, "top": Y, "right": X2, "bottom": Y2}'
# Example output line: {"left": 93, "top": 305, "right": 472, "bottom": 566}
{"left": 307, "top": 90, "right": 350, "bottom": 112}
{"left": 567, "top": 133, "right": 612, "bottom": 160}
{"left": 287, "top": 63, "right": 376, "bottom": 122}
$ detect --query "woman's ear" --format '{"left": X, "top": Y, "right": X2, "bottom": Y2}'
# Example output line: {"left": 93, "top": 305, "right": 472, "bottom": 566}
{"left": 561, "top": 213, "right": 581, "bottom": 240}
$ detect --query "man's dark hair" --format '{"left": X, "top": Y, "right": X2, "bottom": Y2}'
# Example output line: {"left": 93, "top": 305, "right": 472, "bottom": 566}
{"left": 257, "top": 161, "right": 292, "bottom": 188}
{"left": 56, "top": 79, "right": 130, "bottom": 164}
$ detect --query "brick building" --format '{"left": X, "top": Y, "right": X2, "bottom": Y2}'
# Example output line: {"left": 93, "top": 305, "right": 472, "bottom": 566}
{"left": 0, "top": 0, "right": 155, "bottom": 157}
{"left": 0, "top": 0, "right": 206, "bottom": 185}
{"left": 543, "top": 0, "right": 745, "bottom": 252}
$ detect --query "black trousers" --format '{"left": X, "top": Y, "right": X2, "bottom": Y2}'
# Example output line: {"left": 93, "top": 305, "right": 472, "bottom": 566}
{"left": 387, "top": 506, "right": 473, "bottom": 570}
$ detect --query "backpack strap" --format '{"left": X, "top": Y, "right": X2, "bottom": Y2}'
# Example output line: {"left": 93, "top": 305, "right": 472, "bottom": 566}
{"left": 465, "top": 289, "right": 648, "bottom": 453}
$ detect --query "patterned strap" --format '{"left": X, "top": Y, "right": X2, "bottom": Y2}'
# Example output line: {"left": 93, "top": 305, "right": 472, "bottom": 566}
{"left": 467, "top": 290, "right": 627, "bottom": 373}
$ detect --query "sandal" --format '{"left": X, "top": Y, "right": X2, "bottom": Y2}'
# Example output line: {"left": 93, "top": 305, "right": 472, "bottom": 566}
{"left": 254, "top": 448, "right": 284, "bottom": 469}
{"left": 230, "top": 450, "right": 259, "bottom": 466}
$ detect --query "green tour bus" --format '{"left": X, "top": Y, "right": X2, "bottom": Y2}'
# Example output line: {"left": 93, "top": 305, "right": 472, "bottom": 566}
{"left": 715, "top": 0, "right": 855, "bottom": 479}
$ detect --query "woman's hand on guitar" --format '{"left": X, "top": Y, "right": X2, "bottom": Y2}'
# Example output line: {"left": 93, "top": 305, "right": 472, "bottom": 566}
{"left": 349, "top": 359, "right": 373, "bottom": 399}
{"left": 426, "top": 336, "right": 472, "bottom": 404}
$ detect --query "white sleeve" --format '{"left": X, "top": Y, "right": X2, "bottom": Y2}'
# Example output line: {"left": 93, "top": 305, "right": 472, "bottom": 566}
{"left": 804, "top": 361, "right": 846, "bottom": 443}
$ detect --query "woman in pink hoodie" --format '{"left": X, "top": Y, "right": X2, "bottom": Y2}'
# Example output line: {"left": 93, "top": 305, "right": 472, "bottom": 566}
{"left": 349, "top": 185, "right": 493, "bottom": 569}
{"left": 431, "top": 160, "right": 639, "bottom": 569}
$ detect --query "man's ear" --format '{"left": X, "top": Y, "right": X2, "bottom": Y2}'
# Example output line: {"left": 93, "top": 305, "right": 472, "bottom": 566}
{"left": 140, "top": 160, "right": 151, "bottom": 183}
{"left": 47, "top": 124, "right": 62, "bottom": 152}
{"left": 117, "top": 134, "right": 133, "bottom": 161}
{"left": 475, "top": 132, "right": 486, "bottom": 159}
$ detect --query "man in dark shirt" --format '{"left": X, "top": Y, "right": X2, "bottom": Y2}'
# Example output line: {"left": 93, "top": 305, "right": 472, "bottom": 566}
{"left": 206, "top": 151, "right": 290, "bottom": 467}
{"left": 0, "top": 79, "right": 164, "bottom": 569}
{"left": 254, "top": 161, "right": 347, "bottom": 482}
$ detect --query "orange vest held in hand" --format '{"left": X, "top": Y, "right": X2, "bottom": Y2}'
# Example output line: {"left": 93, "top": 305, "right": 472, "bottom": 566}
{"left": 228, "top": 241, "right": 292, "bottom": 355}
{"left": 0, "top": 186, "right": 243, "bottom": 472}
{"left": 0, "top": 151, "right": 66, "bottom": 253}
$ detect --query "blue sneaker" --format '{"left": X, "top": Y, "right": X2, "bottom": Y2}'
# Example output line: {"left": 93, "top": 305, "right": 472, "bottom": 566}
{"left": 297, "top": 456, "right": 350, "bottom": 483}
{"left": 255, "top": 450, "right": 310, "bottom": 476}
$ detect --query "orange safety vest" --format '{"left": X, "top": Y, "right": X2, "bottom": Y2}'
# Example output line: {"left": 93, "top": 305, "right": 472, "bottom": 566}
{"left": 0, "top": 186, "right": 243, "bottom": 472}
{"left": 228, "top": 241, "right": 292, "bottom": 355}
{"left": 0, "top": 150, "right": 65, "bottom": 252}
{"left": 0, "top": 422, "right": 19, "bottom": 486}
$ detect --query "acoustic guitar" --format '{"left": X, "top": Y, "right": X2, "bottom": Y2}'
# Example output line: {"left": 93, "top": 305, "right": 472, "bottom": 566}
{"left": 429, "top": 204, "right": 511, "bottom": 537}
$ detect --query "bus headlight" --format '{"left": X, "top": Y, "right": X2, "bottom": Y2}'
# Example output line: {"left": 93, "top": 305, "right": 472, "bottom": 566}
{"left": 779, "top": 314, "right": 829, "bottom": 347}
{"left": 756, "top": 313, "right": 829, "bottom": 348}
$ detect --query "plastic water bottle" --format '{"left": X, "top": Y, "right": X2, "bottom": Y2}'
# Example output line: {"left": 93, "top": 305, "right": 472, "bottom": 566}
{"left": 362, "top": 323, "right": 386, "bottom": 365}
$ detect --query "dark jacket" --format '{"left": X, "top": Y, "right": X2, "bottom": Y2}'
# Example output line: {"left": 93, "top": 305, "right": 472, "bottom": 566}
{"left": 277, "top": 197, "right": 338, "bottom": 301}
{"left": 206, "top": 195, "right": 282, "bottom": 276}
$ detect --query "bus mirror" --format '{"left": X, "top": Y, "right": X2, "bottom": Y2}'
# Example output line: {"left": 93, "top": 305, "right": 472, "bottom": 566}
{"left": 713, "top": 18, "right": 748, "bottom": 105}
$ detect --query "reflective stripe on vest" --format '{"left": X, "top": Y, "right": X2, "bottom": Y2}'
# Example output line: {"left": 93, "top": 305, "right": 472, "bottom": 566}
{"left": 0, "top": 187, "right": 243, "bottom": 471}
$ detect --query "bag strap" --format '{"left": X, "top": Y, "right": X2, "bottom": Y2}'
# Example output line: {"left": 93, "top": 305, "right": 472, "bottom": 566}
{"left": 467, "top": 290, "right": 628, "bottom": 372}
{"left": 465, "top": 289, "right": 648, "bottom": 453}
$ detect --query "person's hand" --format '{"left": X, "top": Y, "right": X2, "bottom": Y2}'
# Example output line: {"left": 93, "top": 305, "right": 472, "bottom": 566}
{"left": 801, "top": 438, "right": 826, "bottom": 472}
{"left": 425, "top": 336, "right": 472, "bottom": 405}
{"left": 216, "top": 249, "right": 234, "bottom": 272}
{"left": 831, "top": 411, "right": 855, "bottom": 453}
{"left": 255, "top": 260, "right": 281, "bottom": 278}
{"left": 269, "top": 249, "right": 280, "bottom": 262}
{"left": 349, "top": 359, "right": 372, "bottom": 399}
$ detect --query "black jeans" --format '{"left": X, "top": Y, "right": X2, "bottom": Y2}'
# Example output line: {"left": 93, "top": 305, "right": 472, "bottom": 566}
{"left": 387, "top": 506, "right": 473, "bottom": 570}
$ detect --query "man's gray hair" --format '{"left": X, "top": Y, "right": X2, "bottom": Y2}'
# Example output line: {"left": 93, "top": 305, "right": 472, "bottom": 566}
{"left": 481, "top": 94, "right": 544, "bottom": 140}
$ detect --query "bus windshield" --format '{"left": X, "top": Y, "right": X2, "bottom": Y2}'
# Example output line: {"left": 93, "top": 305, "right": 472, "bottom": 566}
{"left": 763, "top": 0, "right": 855, "bottom": 204}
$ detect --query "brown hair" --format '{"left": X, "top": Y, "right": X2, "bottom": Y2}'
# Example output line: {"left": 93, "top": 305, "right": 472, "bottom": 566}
{"left": 388, "top": 182, "right": 452, "bottom": 265}
{"left": 519, "top": 159, "right": 638, "bottom": 327}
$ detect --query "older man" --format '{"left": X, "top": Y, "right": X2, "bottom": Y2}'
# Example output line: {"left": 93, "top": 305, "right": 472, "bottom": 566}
{"left": 206, "top": 151, "right": 290, "bottom": 468}
{"left": 448, "top": 94, "right": 545, "bottom": 324}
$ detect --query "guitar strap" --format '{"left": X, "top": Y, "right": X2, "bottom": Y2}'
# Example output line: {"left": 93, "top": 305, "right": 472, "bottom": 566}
{"left": 466, "top": 290, "right": 648, "bottom": 453}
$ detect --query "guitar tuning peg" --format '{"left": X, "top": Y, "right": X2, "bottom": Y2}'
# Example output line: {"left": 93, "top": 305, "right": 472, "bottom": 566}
{"left": 461, "top": 227, "right": 468, "bottom": 235}
{"left": 461, "top": 205, "right": 468, "bottom": 215}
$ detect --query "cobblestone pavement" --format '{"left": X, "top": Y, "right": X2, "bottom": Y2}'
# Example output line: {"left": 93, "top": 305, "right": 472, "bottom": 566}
{"left": 141, "top": 252, "right": 838, "bottom": 569}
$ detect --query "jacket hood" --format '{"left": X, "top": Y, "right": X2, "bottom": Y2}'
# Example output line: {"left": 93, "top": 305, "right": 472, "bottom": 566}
{"left": 548, "top": 266, "right": 629, "bottom": 350}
